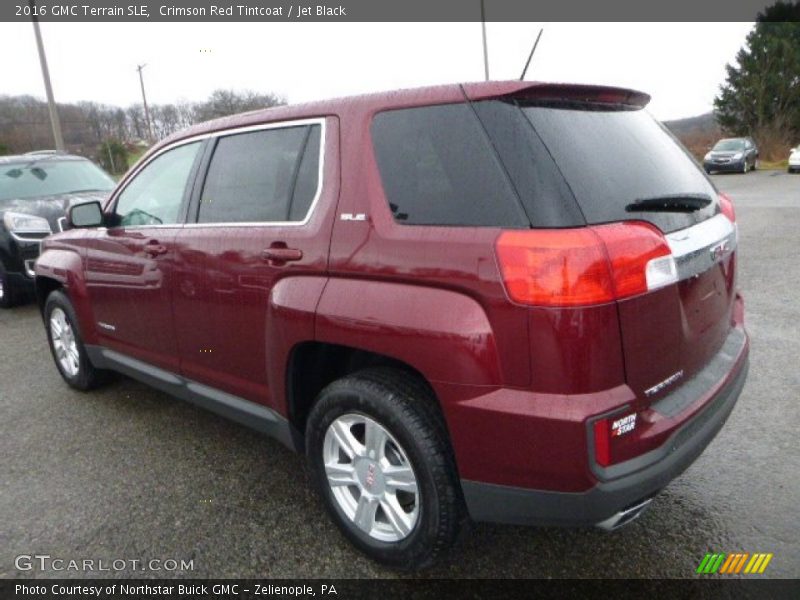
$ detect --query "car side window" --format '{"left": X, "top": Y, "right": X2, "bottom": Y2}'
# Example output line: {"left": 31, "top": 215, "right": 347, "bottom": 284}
{"left": 197, "top": 124, "right": 321, "bottom": 224}
{"left": 115, "top": 142, "right": 201, "bottom": 227}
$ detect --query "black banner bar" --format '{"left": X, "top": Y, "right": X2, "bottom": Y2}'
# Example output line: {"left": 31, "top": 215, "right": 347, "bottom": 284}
{"left": 0, "top": 0, "right": 793, "bottom": 23}
{"left": 2, "top": 579, "right": 800, "bottom": 600}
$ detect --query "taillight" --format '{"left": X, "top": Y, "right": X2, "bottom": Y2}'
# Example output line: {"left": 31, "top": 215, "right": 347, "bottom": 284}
{"left": 495, "top": 221, "right": 677, "bottom": 307}
{"left": 719, "top": 192, "right": 736, "bottom": 222}
{"left": 592, "top": 419, "right": 612, "bottom": 467}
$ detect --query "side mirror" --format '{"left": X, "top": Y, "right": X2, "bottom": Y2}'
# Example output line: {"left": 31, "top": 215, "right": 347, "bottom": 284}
{"left": 68, "top": 201, "right": 104, "bottom": 228}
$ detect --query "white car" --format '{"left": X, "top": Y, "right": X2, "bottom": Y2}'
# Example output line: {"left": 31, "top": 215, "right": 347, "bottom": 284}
{"left": 789, "top": 145, "right": 800, "bottom": 174}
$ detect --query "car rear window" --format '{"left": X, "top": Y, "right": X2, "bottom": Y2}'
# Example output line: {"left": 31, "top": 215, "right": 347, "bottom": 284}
{"left": 370, "top": 103, "right": 528, "bottom": 228}
{"left": 519, "top": 103, "right": 718, "bottom": 233}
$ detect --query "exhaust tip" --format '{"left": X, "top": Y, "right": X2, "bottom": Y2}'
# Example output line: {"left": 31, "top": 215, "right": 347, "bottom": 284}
{"left": 595, "top": 497, "right": 653, "bottom": 531}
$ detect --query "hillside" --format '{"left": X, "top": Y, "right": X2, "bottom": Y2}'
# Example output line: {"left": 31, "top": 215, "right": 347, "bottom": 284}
{"left": 663, "top": 112, "right": 722, "bottom": 160}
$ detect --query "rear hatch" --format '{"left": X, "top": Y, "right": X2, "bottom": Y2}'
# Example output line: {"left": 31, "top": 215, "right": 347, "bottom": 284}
{"left": 470, "top": 87, "right": 737, "bottom": 405}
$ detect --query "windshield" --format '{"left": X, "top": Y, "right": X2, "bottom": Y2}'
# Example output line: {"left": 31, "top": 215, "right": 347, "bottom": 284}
{"left": 713, "top": 139, "right": 745, "bottom": 152}
{"left": 0, "top": 159, "right": 115, "bottom": 201}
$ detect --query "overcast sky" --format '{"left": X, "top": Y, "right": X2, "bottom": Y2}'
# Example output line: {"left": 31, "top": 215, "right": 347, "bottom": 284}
{"left": 0, "top": 22, "right": 753, "bottom": 120}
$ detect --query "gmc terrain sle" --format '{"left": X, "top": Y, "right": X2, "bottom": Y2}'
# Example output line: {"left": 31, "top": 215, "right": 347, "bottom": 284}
{"left": 35, "top": 82, "right": 749, "bottom": 569}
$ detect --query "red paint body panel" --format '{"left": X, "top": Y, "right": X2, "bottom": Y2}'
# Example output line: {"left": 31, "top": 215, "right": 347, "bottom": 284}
{"left": 316, "top": 278, "right": 503, "bottom": 385}
{"left": 81, "top": 226, "right": 180, "bottom": 372}
{"left": 618, "top": 252, "right": 737, "bottom": 404}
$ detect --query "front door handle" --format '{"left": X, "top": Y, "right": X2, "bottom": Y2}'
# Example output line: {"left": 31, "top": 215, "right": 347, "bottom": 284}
{"left": 144, "top": 241, "right": 168, "bottom": 257}
{"left": 261, "top": 247, "right": 303, "bottom": 264}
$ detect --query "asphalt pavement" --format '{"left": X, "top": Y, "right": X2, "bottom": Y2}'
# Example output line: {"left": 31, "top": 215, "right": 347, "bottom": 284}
{"left": 1, "top": 169, "right": 798, "bottom": 579}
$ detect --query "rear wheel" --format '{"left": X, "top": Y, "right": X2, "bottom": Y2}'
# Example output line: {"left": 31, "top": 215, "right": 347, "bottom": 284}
{"left": 44, "top": 290, "right": 106, "bottom": 390}
{"left": 306, "top": 368, "right": 464, "bottom": 570}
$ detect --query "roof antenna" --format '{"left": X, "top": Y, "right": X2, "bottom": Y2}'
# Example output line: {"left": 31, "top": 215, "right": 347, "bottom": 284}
{"left": 480, "top": 0, "right": 489, "bottom": 81}
{"left": 519, "top": 28, "right": 544, "bottom": 81}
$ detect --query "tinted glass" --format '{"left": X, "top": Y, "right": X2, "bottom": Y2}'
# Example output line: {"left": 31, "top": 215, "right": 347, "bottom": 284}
{"left": 0, "top": 159, "right": 114, "bottom": 201}
{"left": 198, "top": 125, "right": 319, "bottom": 224}
{"left": 116, "top": 142, "right": 201, "bottom": 227}
{"left": 371, "top": 103, "right": 528, "bottom": 227}
{"left": 472, "top": 101, "right": 584, "bottom": 228}
{"left": 522, "top": 105, "right": 717, "bottom": 233}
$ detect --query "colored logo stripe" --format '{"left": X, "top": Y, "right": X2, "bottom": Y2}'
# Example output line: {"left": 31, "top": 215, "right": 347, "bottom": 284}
{"left": 698, "top": 552, "right": 773, "bottom": 574}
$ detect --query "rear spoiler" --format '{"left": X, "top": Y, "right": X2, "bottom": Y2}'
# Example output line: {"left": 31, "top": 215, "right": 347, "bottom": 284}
{"left": 461, "top": 81, "right": 651, "bottom": 109}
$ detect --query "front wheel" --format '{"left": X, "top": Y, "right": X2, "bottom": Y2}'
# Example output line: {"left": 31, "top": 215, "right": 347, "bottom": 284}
{"left": 44, "top": 290, "right": 106, "bottom": 390}
{"left": 306, "top": 368, "right": 464, "bottom": 570}
{"left": 0, "top": 264, "right": 18, "bottom": 309}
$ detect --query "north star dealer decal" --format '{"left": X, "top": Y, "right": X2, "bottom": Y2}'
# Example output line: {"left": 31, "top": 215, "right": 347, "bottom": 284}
{"left": 611, "top": 414, "right": 637, "bottom": 437}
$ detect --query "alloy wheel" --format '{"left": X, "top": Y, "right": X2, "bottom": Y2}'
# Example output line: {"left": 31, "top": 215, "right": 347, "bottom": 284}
{"left": 323, "top": 413, "right": 420, "bottom": 542}
{"left": 50, "top": 307, "right": 80, "bottom": 377}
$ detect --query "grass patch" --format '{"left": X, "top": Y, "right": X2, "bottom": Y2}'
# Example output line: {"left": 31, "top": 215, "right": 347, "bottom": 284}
{"left": 759, "top": 159, "right": 789, "bottom": 170}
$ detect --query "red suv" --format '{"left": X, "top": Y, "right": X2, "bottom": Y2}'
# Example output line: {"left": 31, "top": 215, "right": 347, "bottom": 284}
{"left": 35, "top": 82, "right": 749, "bottom": 569}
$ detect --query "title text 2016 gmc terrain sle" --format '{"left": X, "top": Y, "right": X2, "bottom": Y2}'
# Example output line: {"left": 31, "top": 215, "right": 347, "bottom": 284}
{"left": 35, "top": 82, "right": 749, "bottom": 569}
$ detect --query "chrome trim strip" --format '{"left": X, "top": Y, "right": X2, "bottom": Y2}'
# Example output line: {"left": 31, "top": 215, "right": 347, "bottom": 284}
{"left": 24, "top": 260, "right": 36, "bottom": 278}
{"left": 666, "top": 213, "right": 737, "bottom": 281}
{"left": 107, "top": 117, "right": 327, "bottom": 230}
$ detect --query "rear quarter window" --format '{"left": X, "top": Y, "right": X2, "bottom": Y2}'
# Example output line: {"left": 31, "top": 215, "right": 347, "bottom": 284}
{"left": 370, "top": 103, "right": 528, "bottom": 228}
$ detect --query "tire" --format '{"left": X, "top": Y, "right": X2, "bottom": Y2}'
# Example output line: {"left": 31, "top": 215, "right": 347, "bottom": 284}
{"left": 44, "top": 290, "right": 106, "bottom": 390}
{"left": 0, "top": 263, "right": 17, "bottom": 309}
{"left": 742, "top": 160, "right": 748, "bottom": 174}
{"left": 306, "top": 367, "right": 464, "bottom": 570}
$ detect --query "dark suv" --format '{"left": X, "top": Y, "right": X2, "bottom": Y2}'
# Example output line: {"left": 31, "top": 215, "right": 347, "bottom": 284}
{"left": 35, "top": 82, "right": 749, "bottom": 569}
{"left": 0, "top": 153, "right": 114, "bottom": 307}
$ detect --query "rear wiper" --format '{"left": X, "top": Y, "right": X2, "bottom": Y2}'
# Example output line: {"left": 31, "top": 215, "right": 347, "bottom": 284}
{"left": 625, "top": 194, "right": 711, "bottom": 213}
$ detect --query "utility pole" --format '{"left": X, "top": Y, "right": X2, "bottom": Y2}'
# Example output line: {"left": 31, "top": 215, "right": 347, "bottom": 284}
{"left": 29, "top": 0, "right": 64, "bottom": 151}
{"left": 136, "top": 64, "right": 154, "bottom": 143}
{"left": 480, "top": 0, "right": 490, "bottom": 81}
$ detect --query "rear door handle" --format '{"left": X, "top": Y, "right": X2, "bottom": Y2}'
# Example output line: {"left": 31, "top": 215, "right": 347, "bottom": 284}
{"left": 144, "top": 241, "right": 168, "bottom": 257}
{"left": 261, "top": 247, "right": 303, "bottom": 264}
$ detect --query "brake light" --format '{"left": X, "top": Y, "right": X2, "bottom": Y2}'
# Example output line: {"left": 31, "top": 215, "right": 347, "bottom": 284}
{"left": 593, "top": 419, "right": 611, "bottom": 467}
{"left": 719, "top": 192, "right": 736, "bottom": 222}
{"left": 495, "top": 222, "right": 677, "bottom": 307}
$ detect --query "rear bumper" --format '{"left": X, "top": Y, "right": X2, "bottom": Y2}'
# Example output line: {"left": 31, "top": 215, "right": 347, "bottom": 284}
{"left": 460, "top": 331, "right": 749, "bottom": 527}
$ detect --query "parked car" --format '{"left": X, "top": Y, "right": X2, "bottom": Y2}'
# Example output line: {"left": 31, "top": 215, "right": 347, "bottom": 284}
{"left": 0, "top": 153, "right": 115, "bottom": 307}
{"left": 34, "top": 82, "right": 749, "bottom": 569}
{"left": 703, "top": 137, "right": 758, "bottom": 174}
{"left": 789, "top": 145, "right": 800, "bottom": 173}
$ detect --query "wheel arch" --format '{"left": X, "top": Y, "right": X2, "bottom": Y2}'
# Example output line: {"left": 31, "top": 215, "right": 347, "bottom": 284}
{"left": 285, "top": 341, "right": 444, "bottom": 452}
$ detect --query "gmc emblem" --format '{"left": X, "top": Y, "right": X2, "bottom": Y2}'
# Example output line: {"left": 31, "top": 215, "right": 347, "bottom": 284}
{"left": 710, "top": 240, "right": 730, "bottom": 262}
